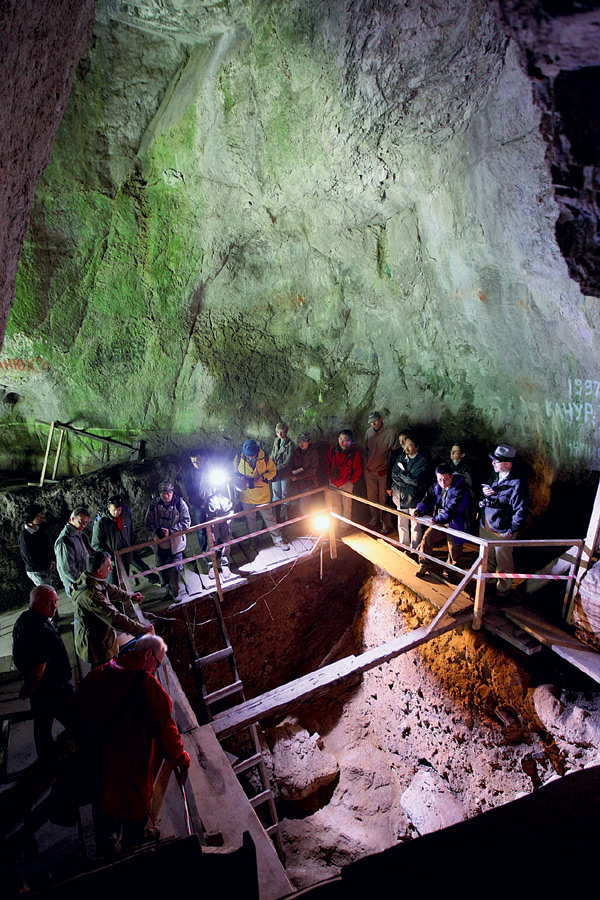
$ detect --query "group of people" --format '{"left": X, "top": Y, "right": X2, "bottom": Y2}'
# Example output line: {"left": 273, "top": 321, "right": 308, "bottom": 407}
{"left": 320, "top": 415, "right": 529, "bottom": 597}
{"left": 9, "top": 405, "right": 563, "bottom": 870}
{"left": 12, "top": 587, "right": 189, "bottom": 857}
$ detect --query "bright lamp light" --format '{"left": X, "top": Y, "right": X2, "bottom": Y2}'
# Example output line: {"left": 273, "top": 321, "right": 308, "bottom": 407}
{"left": 313, "top": 514, "right": 330, "bottom": 532}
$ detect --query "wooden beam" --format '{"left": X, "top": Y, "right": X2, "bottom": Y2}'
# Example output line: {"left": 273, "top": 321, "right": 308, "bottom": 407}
{"left": 38, "top": 420, "right": 54, "bottom": 486}
{"left": 505, "top": 607, "right": 600, "bottom": 684}
{"left": 211, "top": 610, "right": 472, "bottom": 738}
{"left": 35, "top": 420, "right": 141, "bottom": 451}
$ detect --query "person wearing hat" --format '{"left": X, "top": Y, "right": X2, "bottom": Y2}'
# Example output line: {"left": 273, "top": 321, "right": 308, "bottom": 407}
{"left": 479, "top": 444, "right": 529, "bottom": 595}
{"left": 234, "top": 439, "right": 289, "bottom": 551}
{"left": 364, "top": 411, "right": 397, "bottom": 534}
{"left": 289, "top": 432, "right": 320, "bottom": 515}
{"left": 145, "top": 481, "right": 191, "bottom": 602}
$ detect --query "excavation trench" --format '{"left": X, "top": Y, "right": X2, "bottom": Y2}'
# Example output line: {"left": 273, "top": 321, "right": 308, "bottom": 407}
{"left": 156, "top": 546, "right": 591, "bottom": 890}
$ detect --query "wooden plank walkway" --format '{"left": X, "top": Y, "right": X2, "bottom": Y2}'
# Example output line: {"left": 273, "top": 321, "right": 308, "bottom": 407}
{"left": 341, "top": 530, "right": 473, "bottom": 613}
{"left": 211, "top": 610, "right": 472, "bottom": 739}
{"left": 170, "top": 536, "right": 318, "bottom": 609}
{"left": 505, "top": 607, "right": 600, "bottom": 683}
{"left": 342, "top": 530, "right": 543, "bottom": 655}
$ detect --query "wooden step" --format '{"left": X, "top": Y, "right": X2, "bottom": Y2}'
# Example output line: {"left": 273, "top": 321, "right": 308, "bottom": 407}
{"left": 205, "top": 680, "right": 244, "bottom": 705}
{"left": 232, "top": 752, "right": 263, "bottom": 775}
{"left": 482, "top": 610, "right": 542, "bottom": 656}
{"left": 195, "top": 647, "right": 234, "bottom": 668}
{"left": 342, "top": 531, "right": 472, "bottom": 613}
{"left": 249, "top": 789, "right": 272, "bottom": 808}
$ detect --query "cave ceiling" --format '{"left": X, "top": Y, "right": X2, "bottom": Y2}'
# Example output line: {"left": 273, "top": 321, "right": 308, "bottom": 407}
{"left": 1, "top": 0, "right": 599, "bottom": 474}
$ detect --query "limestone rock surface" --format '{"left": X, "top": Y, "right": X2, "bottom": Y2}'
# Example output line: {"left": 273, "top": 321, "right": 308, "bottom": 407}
{"left": 533, "top": 684, "right": 600, "bottom": 766}
{"left": 400, "top": 768, "right": 467, "bottom": 835}
{"left": 265, "top": 723, "right": 339, "bottom": 802}
{"left": 0, "top": 0, "right": 94, "bottom": 348}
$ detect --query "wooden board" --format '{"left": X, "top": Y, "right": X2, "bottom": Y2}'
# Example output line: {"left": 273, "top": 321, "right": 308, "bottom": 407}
{"left": 211, "top": 610, "right": 472, "bottom": 739}
{"left": 342, "top": 530, "right": 473, "bottom": 613}
{"left": 482, "top": 610, "right": 541, "bottom": 656}
{"left": 505, "top": 607, "right": 600, "bottom": 683}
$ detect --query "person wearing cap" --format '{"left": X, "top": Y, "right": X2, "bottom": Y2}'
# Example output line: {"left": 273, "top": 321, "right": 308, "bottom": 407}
{"left": 270, "top": 423, "right": 295, "bottom": 522}
{"left": 289, "top": 433, "right": 320, "bottom": 515}
{"left": 479, "top": 444, "right": 530, "bottom": 595}
{"left": 234, "top": 439, "right": 289, "bottom": 551}
{"left": 19, "top": 505, "right": 56, "bottom": 586}
{"left": 364, "top": 411, "right": 397, "bottom": 534}
{"left": 145, "top": 481, "right": 191, "bottom": 602}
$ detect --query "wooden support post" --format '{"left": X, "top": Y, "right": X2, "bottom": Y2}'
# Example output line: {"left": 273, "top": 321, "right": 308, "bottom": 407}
{"left": 51, "top": 427, "right": 64, "bottom": 480}
{"left": 115, "top": 551, "right": 129, "bottom": 592}
{"left": 326, "top": 487, "right": 337, "bottom": 560}
{"left": 207, "top": 524, "right": 226, "bottom": 605}
{"left": 472, "top": 546, "right": 488, "bottom": 631}
{"left": 567, "top": 474, "right": 600, "bottom": 622}
{"left": 39, "top": 421, "right": 55, "bottom": 486}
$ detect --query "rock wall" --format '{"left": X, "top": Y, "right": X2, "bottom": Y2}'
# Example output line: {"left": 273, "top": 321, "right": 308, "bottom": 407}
{"left": 0, "top": 0, "right": 94, "bottom": 354}
{"left": 1, "top": 0, "right": 600, "bottom": 474}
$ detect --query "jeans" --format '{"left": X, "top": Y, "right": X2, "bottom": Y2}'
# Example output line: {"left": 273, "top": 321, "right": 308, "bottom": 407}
{"left": 479, "top": 524, "right": 515, "bottom": 594}
{"left": 241, "top": 502, "right": 283, "bottom": 545}
{"left": 365, "top": 470, "right": 392, "bottom": 526}
{"left": 330, "top": 482, "right": 354, "bottom": 527}
{"left": 26, "top": 570, "right": 53, "bottom": 586}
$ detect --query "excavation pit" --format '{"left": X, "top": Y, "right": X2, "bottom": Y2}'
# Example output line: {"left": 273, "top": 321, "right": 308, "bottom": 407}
{"left": 154, "top": 543, "right": 592, "bottom": 891}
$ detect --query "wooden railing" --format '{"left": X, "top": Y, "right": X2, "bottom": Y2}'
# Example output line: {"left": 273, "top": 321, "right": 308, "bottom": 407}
{"left": 115, "top": 485, "right": 583, "bottom": 630}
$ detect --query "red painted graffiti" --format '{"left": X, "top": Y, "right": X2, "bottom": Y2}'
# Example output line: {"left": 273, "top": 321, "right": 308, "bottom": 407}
{"left": 0, "top": 357, "right": 48, "bottom": 372}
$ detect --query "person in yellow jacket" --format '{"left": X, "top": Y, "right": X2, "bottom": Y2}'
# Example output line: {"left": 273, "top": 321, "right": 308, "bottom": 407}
{"left": 234, "top": 440, "right": 290, "bottom": 552}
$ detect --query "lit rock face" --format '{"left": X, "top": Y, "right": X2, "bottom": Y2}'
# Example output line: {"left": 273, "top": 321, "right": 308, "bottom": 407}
{"left": 2, "top": 0, "right": 599, "bottom": 472}
{"left": 264, "top": 723, "right": 339, "bottom": 802}
{"left": 494, "top": 0, "right": 600, "bottom": 297}
{"left": 0, "top": 0, "right": 94, "bottom": 355}
{"left": 400, "top": 768, "right": 467, "bottom": 835}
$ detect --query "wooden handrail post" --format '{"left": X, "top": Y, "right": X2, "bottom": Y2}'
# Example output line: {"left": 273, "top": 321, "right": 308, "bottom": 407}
{"left": 473, "top": 546, "right": 488, "bottom": 631}
{"left": 115, "top": 551, "right": 130, "bottom": 592}
{"left": 39, "top": 420, "right": 54, "bottom": 486}
{"left": 326, "top": 487, "right": 337, "bottom": 559}
{"left": 207, "top": 523, "right": 226, "bottom": 604}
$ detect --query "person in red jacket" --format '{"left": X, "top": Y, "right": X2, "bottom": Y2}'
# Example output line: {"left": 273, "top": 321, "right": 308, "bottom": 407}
{"left": 73, "top": 634, "right": 190, "bottom": 857}
{"left": 326, "top": 430, "right": 363, "bottom": 533}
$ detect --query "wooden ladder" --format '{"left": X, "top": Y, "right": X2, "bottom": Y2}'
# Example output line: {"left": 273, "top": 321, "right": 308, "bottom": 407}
{"left": 180, "top": 587, "right": 284, "bottom": 859}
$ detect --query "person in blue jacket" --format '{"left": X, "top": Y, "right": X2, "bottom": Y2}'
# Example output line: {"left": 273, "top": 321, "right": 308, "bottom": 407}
{"left": 479, "top": 444, "right": 529, "bottom": 595}
{"left": 413, "top": 464, "right": 470, "bottom": 577}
